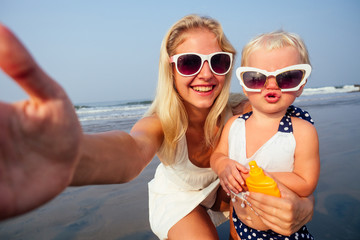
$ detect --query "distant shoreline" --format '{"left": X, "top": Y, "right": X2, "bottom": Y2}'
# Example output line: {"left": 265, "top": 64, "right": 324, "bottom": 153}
{"left": 73, "top": 84, "right": 360, "bottom": 107}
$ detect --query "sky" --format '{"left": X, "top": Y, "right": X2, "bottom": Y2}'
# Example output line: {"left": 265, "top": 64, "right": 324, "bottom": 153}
{"left": 0, "top": 0, "right": 359, "bottom": 104}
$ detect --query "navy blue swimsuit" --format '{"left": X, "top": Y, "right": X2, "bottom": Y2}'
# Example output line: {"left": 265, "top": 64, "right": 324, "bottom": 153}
{"left": 232, "top": 105, "right": 315, "bottom": 240}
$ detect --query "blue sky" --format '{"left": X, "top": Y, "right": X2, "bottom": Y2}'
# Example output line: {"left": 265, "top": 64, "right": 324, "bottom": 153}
{"left": 1, "top": 0, "right": 359, "bottom": 103}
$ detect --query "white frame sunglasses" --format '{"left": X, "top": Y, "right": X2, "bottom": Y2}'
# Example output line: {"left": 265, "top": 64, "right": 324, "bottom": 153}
{"left": 236, "top": 64, "right": 312, "bottom": 92}
{"left": 170, "top": 52, "right": 233, "bottom": 77}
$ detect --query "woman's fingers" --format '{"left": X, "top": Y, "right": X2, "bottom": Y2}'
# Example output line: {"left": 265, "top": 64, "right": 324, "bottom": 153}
{"left": 246, "top": 192, "right": 294, "bottom": 235}
{"left": 0, "top": 23, "right": 63, "bottom": 102}
{"left": 0, "top": 24, "right": 82, "bottom": 220}
{"left": 245, "top": 181, "right": 314, "bottom": 236}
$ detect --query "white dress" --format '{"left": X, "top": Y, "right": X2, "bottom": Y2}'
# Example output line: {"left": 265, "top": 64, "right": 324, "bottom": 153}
{"left": 148, "top": 136, "right": 229, "bottom": 239}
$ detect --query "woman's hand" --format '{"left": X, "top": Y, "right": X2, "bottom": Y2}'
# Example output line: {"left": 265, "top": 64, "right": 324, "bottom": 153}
{"left": 0, "top": 24, "right": 82, "bottom": 220}
{"left": 245, "top": 181, "right": 314, "bottom": 236}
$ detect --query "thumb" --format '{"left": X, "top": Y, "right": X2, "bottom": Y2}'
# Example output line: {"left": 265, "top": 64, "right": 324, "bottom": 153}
{"left": 0, "top": 23, "right": 64, "bottom": 102}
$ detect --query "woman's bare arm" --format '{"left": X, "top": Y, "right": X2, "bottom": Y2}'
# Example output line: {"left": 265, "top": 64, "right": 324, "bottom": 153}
{"left": 0, "top": 23, "right": 163, "bottom": 220}
{"left": 0, "top": 23, "right": 82, "bottom": 220}
{"left": 71, "top": 115, "right": 163, "bottom": 185}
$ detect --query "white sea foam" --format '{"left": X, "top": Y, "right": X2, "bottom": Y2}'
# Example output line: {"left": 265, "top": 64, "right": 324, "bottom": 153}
{"left": 75, "top": 84, "right": 359, "bottom": 124}
{"left": 76, "top": 103, "right": 150, "bottom": 123}
{"left": 303, "top": 84, "right": 359, "bottom": 96}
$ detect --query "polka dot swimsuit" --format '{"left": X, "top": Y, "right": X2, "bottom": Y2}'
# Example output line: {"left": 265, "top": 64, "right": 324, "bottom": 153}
{"left": 232, "top": 105, "right": 315, "bottom": 239}
{"left": 232, "top": 208, "right": 314, "bottom": 240}
{"left": 239, "top": 105, "right": 314, "bottom": 133}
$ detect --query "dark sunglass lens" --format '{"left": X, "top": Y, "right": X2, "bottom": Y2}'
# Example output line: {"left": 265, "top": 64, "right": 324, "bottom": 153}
{"left": 276, "top": 70, "right": 304, "bottom": 89}
{"left": 211, "top": 54, "right": 231, "bottom": 74}
{"left": 177, "top": 54, "right": 201, "bottom": 75}
{"left": 242, "top": 72, "right": 267, "bottom": 89}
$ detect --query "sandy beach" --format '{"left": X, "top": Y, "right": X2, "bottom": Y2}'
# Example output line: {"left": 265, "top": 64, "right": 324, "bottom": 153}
{"left": 0, "top": 91, "right": 359, "bottom": 240}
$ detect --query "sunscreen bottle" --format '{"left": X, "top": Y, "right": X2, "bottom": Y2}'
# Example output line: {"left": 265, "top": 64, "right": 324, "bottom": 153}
{"left": 245, "top": 160, "right": 281, "bottom": 197}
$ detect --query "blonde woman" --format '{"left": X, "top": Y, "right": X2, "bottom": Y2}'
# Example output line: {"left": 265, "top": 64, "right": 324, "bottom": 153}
{"left": 0, "top": 15, "right": 314, "bottom": 239}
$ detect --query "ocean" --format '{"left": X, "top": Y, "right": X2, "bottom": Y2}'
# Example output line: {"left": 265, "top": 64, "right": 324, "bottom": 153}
{"left": 0, "top": 85, "right": 359, "bottom": 240}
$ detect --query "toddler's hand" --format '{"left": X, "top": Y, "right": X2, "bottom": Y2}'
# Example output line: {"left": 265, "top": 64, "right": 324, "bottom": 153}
{"left": 217, "top": 158, "right": 248, "bottom": 195}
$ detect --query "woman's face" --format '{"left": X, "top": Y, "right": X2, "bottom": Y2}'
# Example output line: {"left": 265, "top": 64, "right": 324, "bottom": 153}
{"left": 172, "top": 29, "right": 226, "bottom": 113}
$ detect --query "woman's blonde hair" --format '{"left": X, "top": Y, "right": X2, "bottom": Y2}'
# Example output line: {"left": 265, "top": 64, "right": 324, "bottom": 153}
{"left": 145, "top": 14, "right": 236, "bottom": 165}
{"left": 241, "top": 30, "right": 311, "bottom": 66}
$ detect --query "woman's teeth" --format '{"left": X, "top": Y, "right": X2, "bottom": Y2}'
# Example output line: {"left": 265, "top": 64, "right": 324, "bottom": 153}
{"left": 192, "top": 86, "right": 213, "bottom": 92}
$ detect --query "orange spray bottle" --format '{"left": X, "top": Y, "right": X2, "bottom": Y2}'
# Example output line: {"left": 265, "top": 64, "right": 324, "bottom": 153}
{"left": 245, "top": 160, "right": 281, "bottom": 197}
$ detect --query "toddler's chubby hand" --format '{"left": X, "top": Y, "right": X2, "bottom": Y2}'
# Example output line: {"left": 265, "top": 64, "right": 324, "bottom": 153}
{"left": 217, "top": 158, "right": 248, "bottom": 195}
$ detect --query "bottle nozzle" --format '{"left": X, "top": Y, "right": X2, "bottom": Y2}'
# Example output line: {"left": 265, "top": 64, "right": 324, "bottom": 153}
{"left": 246, "top": 160, "right": 281, "bottom": 197}
{"left": 249, "top": 160, "right": 263, "bottom": 177}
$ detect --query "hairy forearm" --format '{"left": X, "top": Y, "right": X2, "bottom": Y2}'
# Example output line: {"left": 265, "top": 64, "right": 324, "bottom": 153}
{"left": 70, "top": 131, "right": 151, "bottom": 186}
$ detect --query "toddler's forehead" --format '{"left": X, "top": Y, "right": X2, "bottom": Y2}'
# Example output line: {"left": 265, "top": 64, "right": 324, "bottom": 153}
{"left": 247, "top": 46, "right": 301, "bottom": 69}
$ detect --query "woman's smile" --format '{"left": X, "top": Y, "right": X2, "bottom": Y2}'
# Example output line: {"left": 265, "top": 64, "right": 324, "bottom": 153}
{"left": 191, "top": 85, "right": 215, "bottom": 93}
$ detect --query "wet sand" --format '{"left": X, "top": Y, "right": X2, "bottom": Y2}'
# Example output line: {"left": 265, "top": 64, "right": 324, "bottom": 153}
{"left": 1, "top": 92, "right": 360, "bottom": 239}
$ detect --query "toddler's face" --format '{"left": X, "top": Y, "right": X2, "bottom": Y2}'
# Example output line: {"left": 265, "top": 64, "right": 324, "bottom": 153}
{"left": 244, "top": 46, "right": 304, "bottom": 114}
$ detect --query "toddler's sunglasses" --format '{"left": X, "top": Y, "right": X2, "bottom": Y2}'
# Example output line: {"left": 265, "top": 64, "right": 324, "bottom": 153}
{"left": 170, "top": 52, "right": 233, "bottom": 77}
{"left": 236, "top": 64, "right": 312, "bottom": 92}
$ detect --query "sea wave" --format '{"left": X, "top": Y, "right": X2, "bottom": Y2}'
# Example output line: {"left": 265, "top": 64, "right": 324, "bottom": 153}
{"left": 79, "top": 114, "right": 144, "bottom": 122}
{"left": 74, "top": 100, "right": 152, "bottom": 110}
{"left": 303, "top": 84, "right": 360, "bottom": 95}
{"left": 76, "top": 101, "right": 151, "bottom": 124}
{"left": 75, "top": 84, "right": 359, "bottom": 124}
{"left": 76, "top": 105, "right": 149, "bottom": 116}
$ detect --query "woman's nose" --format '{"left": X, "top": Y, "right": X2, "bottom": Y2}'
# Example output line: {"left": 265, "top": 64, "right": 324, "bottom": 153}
{"left": 197, "top": 61, "right": 213, "bottom": 79}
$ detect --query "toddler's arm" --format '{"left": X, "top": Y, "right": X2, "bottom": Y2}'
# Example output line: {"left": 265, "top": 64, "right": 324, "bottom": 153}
{"left": 211, "top": 116, "right": 248, "bottom": 195}
{"left": 269, "top": 118, "right": 320, "bottom": 197}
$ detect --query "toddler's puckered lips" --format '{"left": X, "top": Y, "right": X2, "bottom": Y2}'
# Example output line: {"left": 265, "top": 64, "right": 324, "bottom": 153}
{"left": 264, "top": 91, "right": 281, "bottom": 103}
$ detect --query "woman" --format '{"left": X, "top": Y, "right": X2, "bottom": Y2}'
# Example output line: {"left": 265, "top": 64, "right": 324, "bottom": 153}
{"left": 0, "top": 15, "right": 314, "bottom": 239}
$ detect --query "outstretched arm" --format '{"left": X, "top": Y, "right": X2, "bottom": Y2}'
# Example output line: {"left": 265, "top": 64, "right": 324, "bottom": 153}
{"left": 71, "top": 115, "right": 163, "bottom": 185}
{"left": 0, "top": 23, "right": 82, "bottom": 220}
{"left": 0, "top": 24, "right": 164, "bottom": 220}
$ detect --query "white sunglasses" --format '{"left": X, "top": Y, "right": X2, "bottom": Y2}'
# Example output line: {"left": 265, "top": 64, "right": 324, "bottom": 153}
{"left": 236, "top": 64, "right": 312, "bottom": 92}
{"left": 170, "top": 52, "right": 233, "bottom": 77}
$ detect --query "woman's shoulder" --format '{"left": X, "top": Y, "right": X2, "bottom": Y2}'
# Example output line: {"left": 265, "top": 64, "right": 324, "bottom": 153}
{"left": 131, "top": 114, "right": 164, "bottom": 137}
